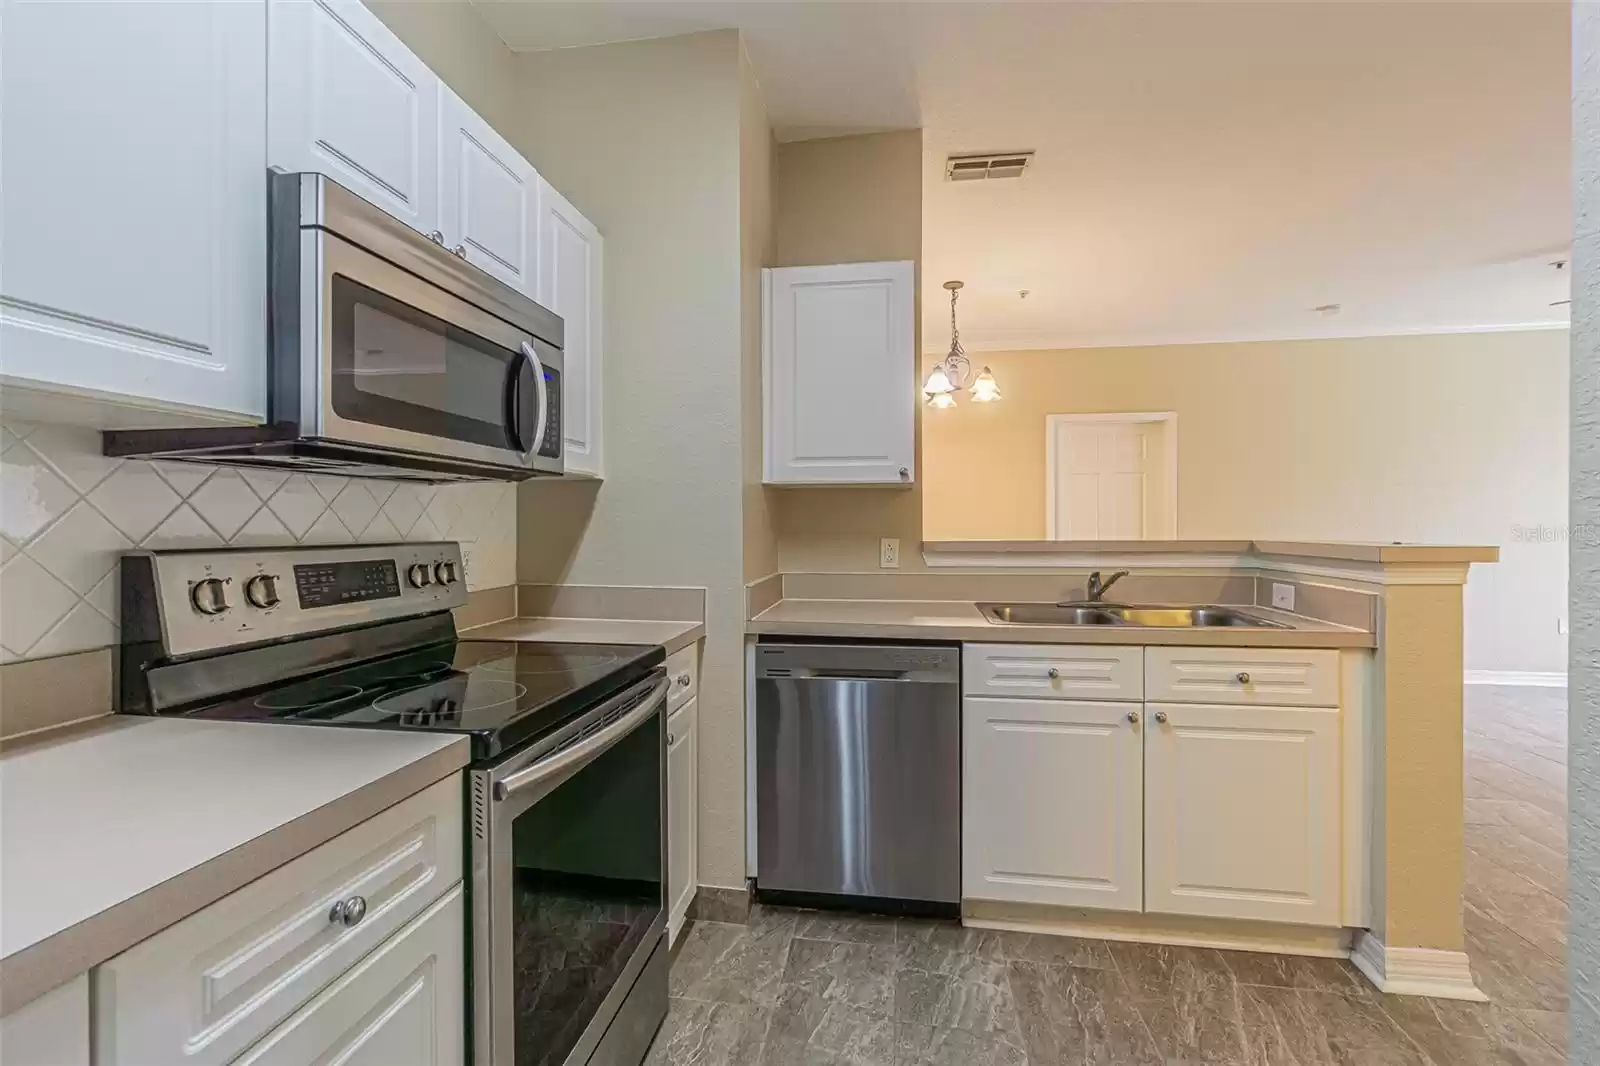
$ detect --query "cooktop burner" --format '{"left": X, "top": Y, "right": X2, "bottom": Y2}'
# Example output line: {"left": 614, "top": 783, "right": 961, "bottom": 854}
{"left": 186, "top": 641, "right": 664, "bottom": 758}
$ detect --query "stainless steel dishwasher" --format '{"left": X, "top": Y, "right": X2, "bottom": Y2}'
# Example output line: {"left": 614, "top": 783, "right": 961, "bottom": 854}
{"left": 755, "top": 642, "right": 960, "bottom": 911}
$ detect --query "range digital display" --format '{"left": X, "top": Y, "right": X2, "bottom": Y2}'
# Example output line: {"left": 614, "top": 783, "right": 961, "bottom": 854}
{"left": 294, "top": 559, "right": 401, "bottom": 609}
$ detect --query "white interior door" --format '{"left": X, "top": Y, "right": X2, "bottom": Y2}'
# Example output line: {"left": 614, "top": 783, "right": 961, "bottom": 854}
{"left": 1053, "top": 421, "right": 1148, "bottom": 539}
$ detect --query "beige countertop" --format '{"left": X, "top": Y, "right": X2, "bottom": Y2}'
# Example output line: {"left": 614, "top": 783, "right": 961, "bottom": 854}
{"left": 747, "top": 599, "right": 1375, "bottom": 647}
{"left": 0, "top": 716, "right": 468, "bottom": 1013}
{"left": 464, "top": 616, "right": 705, "bottom": 654}
{"left": 922, "top": 539, "right": 1499, "bottom": 564}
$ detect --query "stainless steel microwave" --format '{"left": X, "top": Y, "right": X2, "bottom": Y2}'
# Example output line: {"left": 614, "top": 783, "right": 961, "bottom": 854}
{"left": 105, "top": 171, "right": 564, "bottom": 482}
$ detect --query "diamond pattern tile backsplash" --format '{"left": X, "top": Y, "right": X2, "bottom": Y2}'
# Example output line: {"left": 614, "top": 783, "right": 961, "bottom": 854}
{"left": 0, "top": 418, "right": 518, "bottom": 662}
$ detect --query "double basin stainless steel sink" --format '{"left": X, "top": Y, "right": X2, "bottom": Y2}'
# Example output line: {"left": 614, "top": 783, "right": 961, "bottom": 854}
{"left": 978, "top": 603, "right": 1291, "bottom": 629}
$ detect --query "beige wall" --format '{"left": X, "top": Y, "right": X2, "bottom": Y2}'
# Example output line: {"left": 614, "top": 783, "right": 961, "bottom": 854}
{"left": 922, "top": 332, "right": 1568, "bottom": 674}
{"left": 770, "top": 131, "right": 927, "bottom": 571}
{"left": 508, "top": 31, "right": 758, "bottom": 888}
{"left": 741, "top": 53, "right": 779, "bottom": 582}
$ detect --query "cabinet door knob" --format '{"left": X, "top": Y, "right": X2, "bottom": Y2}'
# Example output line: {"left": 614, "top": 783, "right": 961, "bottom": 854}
{"left": 898, "top": 467, "right": 909, "bottom": 480}
{"left": 453, "top": 243, "right": 468, "bottom": 259}
{"left": 667, "top": 733, "right": 676, "bottom": 745}
{"left": 428, "top": 230, "right": 445, "bottom": 245}
{"left": 1236, "top": 672, "right": 1251, "bottom": 684}
{"left": 329, "top": 895, "right": 368, "bottom": 928}
{"left": 676, "top": 673, "right": 692, "bottom": 688}
{"left": 1047, "top": 667, "right": 1060, "bottom": 680}
{"left": 1126, "top": 710, "right": 1139, "bottom": 724}
{"left": 1154, "top": 710, "right": 1169, "bottom": 724}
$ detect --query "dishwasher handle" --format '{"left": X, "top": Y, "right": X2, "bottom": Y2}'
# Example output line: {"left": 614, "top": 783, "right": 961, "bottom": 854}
{"left": 803, "top": 668, "right": 912, "bottom": 681}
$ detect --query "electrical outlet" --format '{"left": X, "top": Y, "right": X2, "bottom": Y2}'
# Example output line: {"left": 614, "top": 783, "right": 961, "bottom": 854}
{"left": 879, "top": 538, "right": 900, "bottom": 569}
{"left": 1271, "top": 582, "right": 1296, "bottom": 611}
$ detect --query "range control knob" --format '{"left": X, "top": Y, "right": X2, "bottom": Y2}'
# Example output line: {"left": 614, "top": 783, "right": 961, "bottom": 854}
{"left": 191, "top": 578, "right": 229, "bottom": 616}
{"left": 244, "top": 573, "right": 281, "bottom": 609}
{"left": 434, "top": 560, "right": 459, "bottom": 586}
{"left": 407, "top": 563, "right": 433, "bottom": 589}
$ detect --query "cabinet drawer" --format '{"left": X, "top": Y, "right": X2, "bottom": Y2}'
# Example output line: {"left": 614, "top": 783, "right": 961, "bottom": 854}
{"left": 232, "top": 886, "right": 464, "bottom": 1066}
{"left": 1144, "top": 647, "right": 1339, "bottom": 707}
{"left": 666, "top": 643, "right": 699, "bottom": 712}
{"left": 963, "top": 643, "right": 1143, "bottom": 701}
{"left": 93, "top": 775, "right": 462, "bottom": 1066}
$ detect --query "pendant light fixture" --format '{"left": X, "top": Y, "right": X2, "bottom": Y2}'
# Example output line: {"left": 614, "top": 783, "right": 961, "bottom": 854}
{"left": 922, "top": 280, "right": 1000, "bottom": 407}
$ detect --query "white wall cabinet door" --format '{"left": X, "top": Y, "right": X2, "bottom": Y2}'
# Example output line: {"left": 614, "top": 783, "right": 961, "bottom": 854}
{"left": 233, "top": 886, "right": 465, "bottom": 1066}
{"left": 667, "top": 696, "right": 699, "bottom": 944}
{"left": 763, "top": 261, "right": 916, "bottom": 485}
{"left": 268, "top": 0, "right": 439, "bottom": 238}
{"left": 0, "top": 0, "right": 267, "bottom": 425}
{"left": 1144, "top": 703, "right": 1341, "bottom": 926}
{"left": 438, "top": 86, "right": 540, "bottom": 295}
{"left": 963, "top": 697, "right": 1143, "bottom": 911}
{"left": 537, "top": 179, "right": 604, "bottom": 477}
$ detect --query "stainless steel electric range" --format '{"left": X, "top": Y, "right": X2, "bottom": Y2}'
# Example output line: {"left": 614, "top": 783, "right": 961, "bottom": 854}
{"left": 116, "top": 541, "right": 669, "bottom": 1066}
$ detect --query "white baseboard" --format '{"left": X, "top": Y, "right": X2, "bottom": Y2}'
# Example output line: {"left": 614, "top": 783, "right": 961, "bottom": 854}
{"left": 1350, "top": 931, "right": 1487, "bottom": 1000}
{"left": 1464, "top": 670, "right": 1567, "bottom": 688}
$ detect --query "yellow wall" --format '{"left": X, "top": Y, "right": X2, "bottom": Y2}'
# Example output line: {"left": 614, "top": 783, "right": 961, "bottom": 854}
{"left": 921, "top": 332, "right": 1568, "bottom": 673}
{"left": 770, "top": 130, "right": 926, "bottom": 571}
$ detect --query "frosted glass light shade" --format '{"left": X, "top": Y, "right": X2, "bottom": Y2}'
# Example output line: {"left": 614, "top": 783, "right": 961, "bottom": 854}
{"left": 926, "top": 391, "right": 956, "bottom": 409}
{"left": 969, "top": 367, "right": 1001, "bottom": 402}
{"left": 922, "top": 365, "right": 955, "bottom": 397}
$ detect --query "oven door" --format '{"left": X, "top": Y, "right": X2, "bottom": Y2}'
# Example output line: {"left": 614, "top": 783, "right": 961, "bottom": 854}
{"left": 310, "top": 231, "right": 564, "bottom": 474}
{"left": 472, "top": 672, "right": 668, "bottom": 1066}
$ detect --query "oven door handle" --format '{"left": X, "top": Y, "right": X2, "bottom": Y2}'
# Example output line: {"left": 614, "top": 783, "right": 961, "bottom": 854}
{"left": 492, "top": 677, "right": 668, "bottom": 802}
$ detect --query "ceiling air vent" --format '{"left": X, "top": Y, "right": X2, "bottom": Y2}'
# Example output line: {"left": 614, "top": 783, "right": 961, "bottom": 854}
{"left": 946, "top": 151, "right": 1034, "bottom": 181}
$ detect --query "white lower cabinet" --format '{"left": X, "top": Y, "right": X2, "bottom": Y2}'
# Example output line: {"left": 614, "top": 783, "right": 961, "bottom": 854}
{"left": 962, "top": 697, "right": 1143, "bottom": 911}
{"left": 92, "top": 777, "right": 464, "bottom": 1066}
{"left": 233, "top": 886, "right": 464, "bottom": 1066}
{"left": 1143, "top": 702, "right": 1342, "bottom": 926}
{"left": 667, "top": 696, "right": 699, "bottom": 943}
{"left": 961, "top": 643, "right": 1345, "bottom": 929}
{"left": 0, "top": 974, "right": 89, "bottom": 1066}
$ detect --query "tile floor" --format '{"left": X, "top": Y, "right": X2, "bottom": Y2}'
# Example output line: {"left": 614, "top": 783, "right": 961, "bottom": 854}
{"left": 648, "top": 684, "right": 1568, "bottom": 1065}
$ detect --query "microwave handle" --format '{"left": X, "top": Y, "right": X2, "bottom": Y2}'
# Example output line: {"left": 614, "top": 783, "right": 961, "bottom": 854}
{"left": 522, "top": 341, "right": 549, "bottom": 458}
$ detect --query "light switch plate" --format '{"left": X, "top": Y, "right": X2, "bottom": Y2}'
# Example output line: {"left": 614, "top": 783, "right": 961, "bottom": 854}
{"left": 1271, "top": 582, "right": 1296, "bottom": 611}
{"left": 879, "top": 538, "right": 900, "bottom": 569}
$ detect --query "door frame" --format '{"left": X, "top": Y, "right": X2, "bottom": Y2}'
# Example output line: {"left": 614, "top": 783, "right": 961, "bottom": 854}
{"left": 1045, "top": 412, "right": 1179, "bottom": 540}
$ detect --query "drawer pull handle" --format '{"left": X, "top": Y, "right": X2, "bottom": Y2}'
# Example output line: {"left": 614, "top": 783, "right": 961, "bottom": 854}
{"left": 1047, "top": 668, "right": 1061, "bottom": 680}
{"left": 676, "top": 673, "right": 692, "bottom": 688}
{"left": 329, "top": 896, "right": 368, "bottom": 928}
{"left": 1154, "top": 710, "right": 1169, "bottom": 724}
{"left": 1126, "top": 710, "right": 1139, "bottom": 724}
{"left": 1236, "top": 672, "right": 1251, "bottom": 684}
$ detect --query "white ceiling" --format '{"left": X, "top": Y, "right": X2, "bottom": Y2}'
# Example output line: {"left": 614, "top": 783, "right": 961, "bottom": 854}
{"left": 473, "top": 0, "right": 1573, "bottom": 351}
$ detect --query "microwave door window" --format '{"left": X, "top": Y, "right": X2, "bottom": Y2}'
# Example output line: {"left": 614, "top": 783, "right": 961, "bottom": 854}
{"left": 330, "top": 275, "right": 517, "bottom": 450}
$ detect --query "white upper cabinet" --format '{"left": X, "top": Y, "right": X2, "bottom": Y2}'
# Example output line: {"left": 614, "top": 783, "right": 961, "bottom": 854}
{"left": 438, "top": 86, "right": 540, "bottom": 295}
{"left": 763, "top": 261, "right": 916, "bottom": 485}
{"left": 538, "top": 179, "right": 605, "bottom": 477}
{"left": 268, "top": 0, "right": 440, "bottom": 237}
{"left": 0, "top": 0, "right": 268, "bottom": 425}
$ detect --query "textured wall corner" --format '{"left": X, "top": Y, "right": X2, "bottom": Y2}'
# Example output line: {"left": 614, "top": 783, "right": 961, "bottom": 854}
{"left": 1572, "top": 0, "right": 1600, "bottom": 1051}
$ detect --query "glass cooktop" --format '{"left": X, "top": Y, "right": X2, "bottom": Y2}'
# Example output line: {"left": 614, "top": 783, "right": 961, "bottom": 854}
{"left": 186, "top": 641, "right": 665, "bottom": 758}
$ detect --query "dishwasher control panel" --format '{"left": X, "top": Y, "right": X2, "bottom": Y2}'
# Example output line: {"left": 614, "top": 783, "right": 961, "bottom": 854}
{"left": 754, "top": 642, "right": 960, "bottom": 682}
